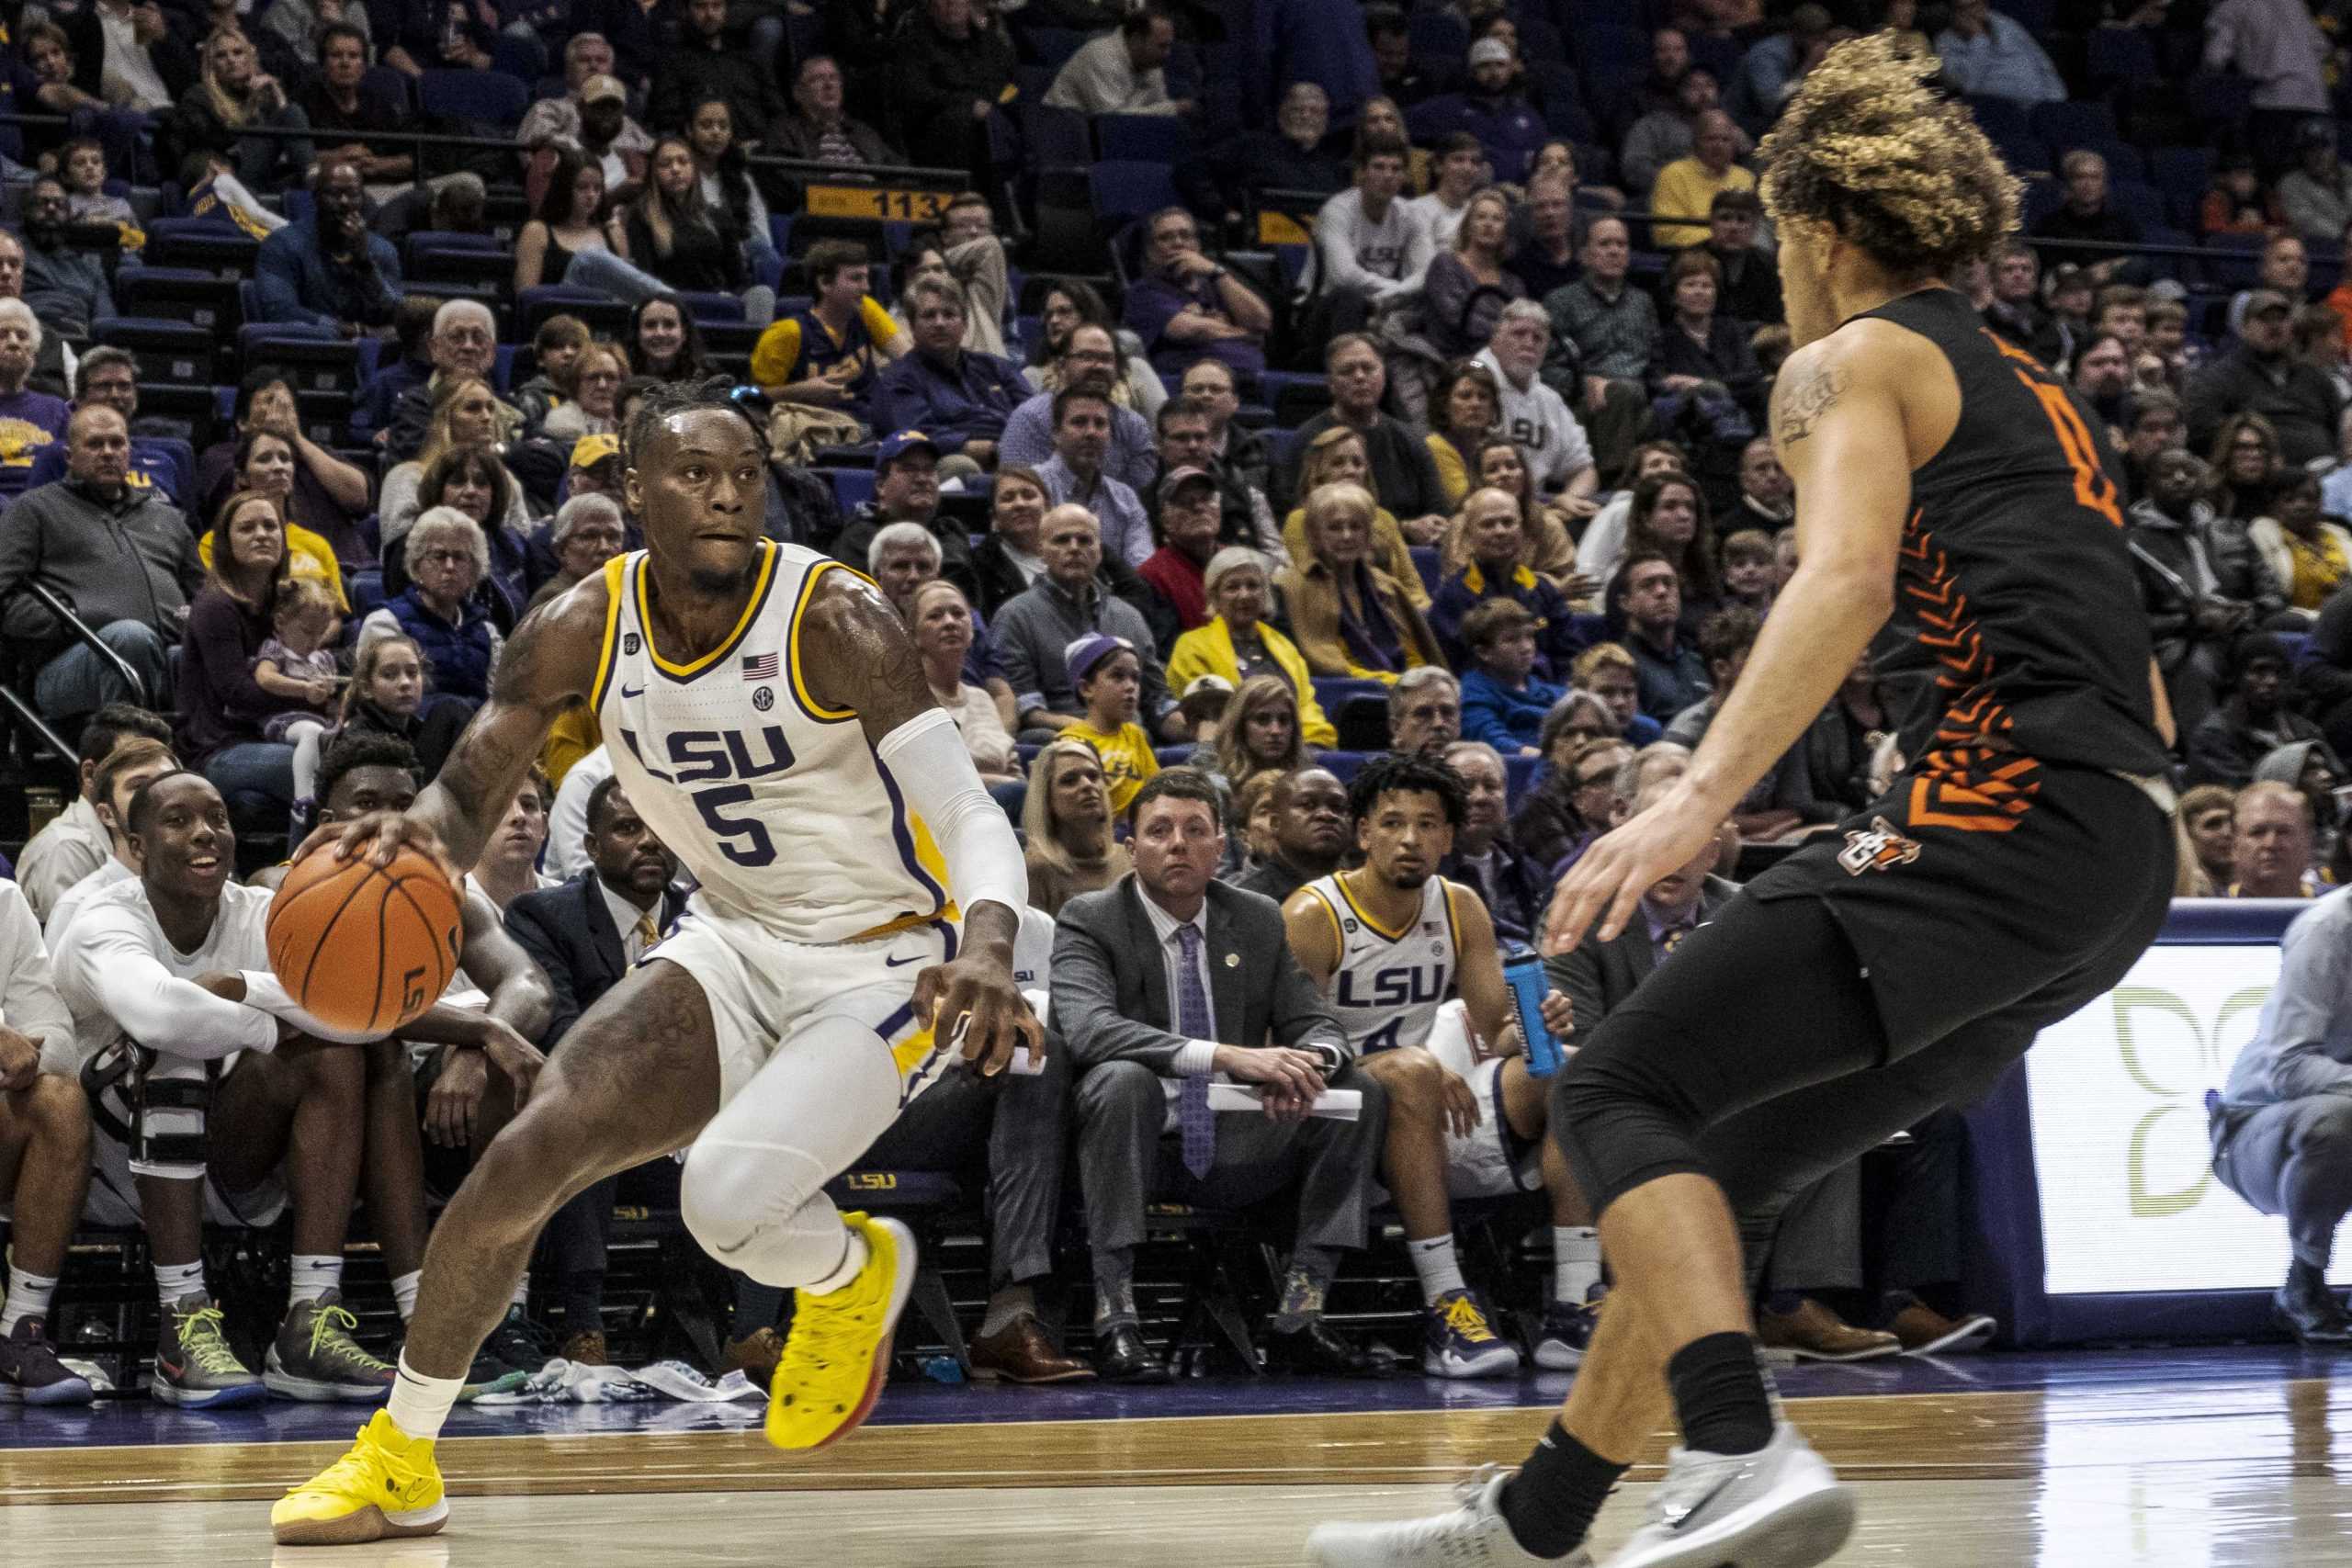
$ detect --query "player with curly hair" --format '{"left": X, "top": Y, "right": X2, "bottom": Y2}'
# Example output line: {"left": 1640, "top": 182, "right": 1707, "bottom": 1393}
{"left": 1309, "top": 34, "right": 2178, "bottom": 1568}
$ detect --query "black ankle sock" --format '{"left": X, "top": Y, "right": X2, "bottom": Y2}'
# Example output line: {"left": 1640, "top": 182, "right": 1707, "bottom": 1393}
{"left": 1668, "top": 1331, "right": 1773, "bottom": 1456}
{"left": 2290, "top": 1258, "right": 2330, "bottom": 1293}
{"left": 1500, "top": 1419, "right": 1626, "bottom": 1561}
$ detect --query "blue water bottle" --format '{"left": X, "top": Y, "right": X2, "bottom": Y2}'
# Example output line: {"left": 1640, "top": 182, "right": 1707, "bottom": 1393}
{"left": 1501, "top": 946, "right": 1566, "bottom": 1077}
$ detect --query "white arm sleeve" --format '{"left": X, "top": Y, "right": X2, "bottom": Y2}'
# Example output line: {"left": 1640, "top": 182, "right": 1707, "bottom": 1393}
{"left": 236, "top": 971, "right": 400, "bottom": 1046}
{"left": 876, "top": 708, "right": 1030, "bottom": 925}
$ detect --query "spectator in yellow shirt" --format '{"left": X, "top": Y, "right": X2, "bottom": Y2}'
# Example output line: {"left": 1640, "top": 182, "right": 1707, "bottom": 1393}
{"left": 747, "top": 238, "right": 908, "bottom": 428}
{"left": 1062, "top": 631, "right": 1161, "bottom": 815}
{"left": 1650, "top": 110, "right": 1757, "bottom": 248}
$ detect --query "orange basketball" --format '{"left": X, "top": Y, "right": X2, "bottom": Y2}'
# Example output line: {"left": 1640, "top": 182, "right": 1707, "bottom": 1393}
{"left": 266, "top": 844, "right": 464, "bottom": 1035}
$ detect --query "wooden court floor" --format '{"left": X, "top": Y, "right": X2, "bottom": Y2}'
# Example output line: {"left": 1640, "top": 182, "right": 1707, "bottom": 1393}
{"left": 4, "top": 1367, "right": 2350, "bottom": 1564}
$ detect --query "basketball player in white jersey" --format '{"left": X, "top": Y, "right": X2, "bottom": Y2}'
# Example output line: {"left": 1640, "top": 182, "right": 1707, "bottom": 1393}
{"left": 1282, "top": 754, "right": 1577, "bottom": 1380}
{"left": 273, "top": 384, "right": 1039, "bottom": 1547}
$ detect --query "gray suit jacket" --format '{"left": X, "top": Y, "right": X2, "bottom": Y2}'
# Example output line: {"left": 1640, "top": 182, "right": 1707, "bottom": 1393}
{"left": 1052, "top": 874, "right": 1347, "bottom": 1073}
{"left": 1545, "top": 874, "right": 1741, "bottom": 1037}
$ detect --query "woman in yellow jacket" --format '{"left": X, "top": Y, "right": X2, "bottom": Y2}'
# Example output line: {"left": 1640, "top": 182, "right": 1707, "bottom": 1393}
{"left": 1166, "top": 546, "right": 1338, "bottom": 747}
{"left": 1277, "top": 482, "right": 1444, "bottom": 683}
{"left": 1280, "top": 424, "right": 1431, "bottom": 610}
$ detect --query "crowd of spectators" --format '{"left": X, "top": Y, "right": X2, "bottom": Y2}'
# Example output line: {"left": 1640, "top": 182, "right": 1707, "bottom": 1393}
{"left": 7, "top": 0, "right": 2352, "bottom": 1398}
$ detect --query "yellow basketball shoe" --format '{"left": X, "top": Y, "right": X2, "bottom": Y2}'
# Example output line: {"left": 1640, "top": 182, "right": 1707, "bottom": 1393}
{"left": 764, "top": 1213, "right": 916, "bottom": 1451}
{"left": 271, "top": 1408, "right": 447, "bottom": 1545}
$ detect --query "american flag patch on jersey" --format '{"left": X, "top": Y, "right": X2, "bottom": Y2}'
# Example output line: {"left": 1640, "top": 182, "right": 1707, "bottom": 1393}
{"left": 742, "top": 652, "right": 780, "bottom": 681}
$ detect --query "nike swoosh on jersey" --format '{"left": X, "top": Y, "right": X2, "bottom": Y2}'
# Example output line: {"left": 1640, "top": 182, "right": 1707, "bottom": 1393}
{"left": 619, "top": 683, "right": 647, "bottom": 699}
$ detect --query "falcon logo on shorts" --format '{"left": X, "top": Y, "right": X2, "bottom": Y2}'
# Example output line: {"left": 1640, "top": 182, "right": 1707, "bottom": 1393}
{"left": 1838, "top": 816, "right": 1922, "bottom": 876}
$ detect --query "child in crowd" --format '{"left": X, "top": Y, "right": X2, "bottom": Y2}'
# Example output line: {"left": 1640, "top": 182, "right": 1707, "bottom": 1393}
{"left": 254, "top": 577, "right": 343, "bottom": 747}
{"left": 57, "top": 137, "right": 136, "bottom": 234}
{"left": 259, "top": 578, "right": 344, "bottom": 829}
{"left": 1063, "top": 632, "right": 1159, "bottom": 816}
{"left": 1721, "top": 528, "right": 1777, "bottom": 615}
{"left": 1459, "top": 599, "right": 1566, "bottom": 757}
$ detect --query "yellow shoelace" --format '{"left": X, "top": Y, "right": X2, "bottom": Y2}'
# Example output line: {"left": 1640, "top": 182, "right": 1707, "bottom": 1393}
{"left": 1441, "top": 1294, "right": 1498, "bottom": 1343}
{"left": 305, "top": 1303, "right": 385, "bottom": 1371}
{"left": 174, "top": 1304, "right": 245, "bottom": 1375}
{"left": 291, "top": 1425, "right": 419, "bottom": 1498}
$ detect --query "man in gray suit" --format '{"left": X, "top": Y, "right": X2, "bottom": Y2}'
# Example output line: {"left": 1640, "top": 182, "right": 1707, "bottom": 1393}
{"left": 1054, "top": 770, "right": 1390, "bottom": 1382}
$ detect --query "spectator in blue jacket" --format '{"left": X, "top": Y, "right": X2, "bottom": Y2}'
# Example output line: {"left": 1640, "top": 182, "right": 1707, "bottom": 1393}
{"left": 866, "top": 276, "right": 1031, "bottom": 468}
{"left": 1458, "top": 598, "right": 1566, "bottom": 757}
{"left": 1429, "top": 486, "right": 1597, "bottom": 679}
{"left": 254, "top": 156, "right": 401, "bottom": 335}
{"left": 360, "top": 508, "right": 500, "bottom": 705}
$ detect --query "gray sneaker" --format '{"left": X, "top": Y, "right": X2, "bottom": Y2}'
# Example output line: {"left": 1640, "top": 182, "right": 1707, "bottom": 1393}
{"left": 1600, "top": 1422, "right": 1853, "bottom": 1568}
{"left": 153, "top": 1292, "right": 265, "bottom": 1408}
{"left": 264, "top": 1291, "right": 396, "bottom": 1402}
{"left": 1306, "top": 1467, "right": 1592, "bottom": 1567}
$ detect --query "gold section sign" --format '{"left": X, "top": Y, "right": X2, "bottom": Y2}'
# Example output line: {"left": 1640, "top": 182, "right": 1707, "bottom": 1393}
{"left": 806, "top": 186, "right": 955, "bottom": 222}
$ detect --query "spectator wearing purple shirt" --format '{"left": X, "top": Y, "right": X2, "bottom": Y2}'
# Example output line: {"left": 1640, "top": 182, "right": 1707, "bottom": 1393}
{"left": 0, "top": 299, "right": 69, "bottom": 470}
{"left": 1122, "top": 207, "right": 1272, "bottom": 378}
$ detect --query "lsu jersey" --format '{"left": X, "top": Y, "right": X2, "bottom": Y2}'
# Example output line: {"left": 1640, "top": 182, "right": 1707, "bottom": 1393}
{"left": 590, "top": 541, "right": 955, "bottom": 946}
{"left": 1300, "top": 872, "right": 1462, "bottom": 1055}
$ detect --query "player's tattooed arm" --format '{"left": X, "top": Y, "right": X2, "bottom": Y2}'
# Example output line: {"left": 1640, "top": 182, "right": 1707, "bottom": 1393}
{"left": 1772, "top": 357, "right": 1848, "bottom": 449}
{"left": 331, "top": 582, "right": 605, "bottom": 874}
{"left": 798, "top": 566, "right": 939, "bottom": 742}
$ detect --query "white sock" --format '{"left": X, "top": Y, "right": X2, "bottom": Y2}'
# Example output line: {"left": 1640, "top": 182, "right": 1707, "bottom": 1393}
{"left": 0, "top": 1265, "right": 57, "bottom": 1333}
{"left": 289, "top": 1254, "right": 343, "bottom": 1308}
{"left": 391, "top": 1270, "right": 423, "bottom": 1323}
{"left": 386, "top": 1352, "right": 463, "bottom": 1442}
{"left": 805, "top": 1231, "right": 870, "bottom": 1296}
{"left": 1408, "top": 1235, "right": 1467, "bottom": 1307}
{"left": 1554, "top": 1226, "right": 1603, "bottom": 1305}
{"left": 510, "top": 1272, "right": 529, "bottom": 1312}
{"left": 153, "top": 1258, "right": 206, "bottom": 1308}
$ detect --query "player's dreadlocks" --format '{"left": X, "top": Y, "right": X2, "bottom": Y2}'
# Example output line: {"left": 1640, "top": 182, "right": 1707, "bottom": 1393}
{"left": 1758, "top": 32, "right": 2021, "bottom": 278}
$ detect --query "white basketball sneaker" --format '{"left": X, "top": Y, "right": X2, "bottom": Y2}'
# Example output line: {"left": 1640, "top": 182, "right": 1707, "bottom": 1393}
{"left": 1306, "top": 1467, "right": 1591, "bottom": 1567}
{"left": 1599, "top": 1422, "right": 1853, "bottom": 1568}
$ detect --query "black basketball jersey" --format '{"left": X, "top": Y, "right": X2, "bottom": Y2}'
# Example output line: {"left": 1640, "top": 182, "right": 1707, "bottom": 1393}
{"left": 1852, "top": 288, "right": 2172, "bottom": 825}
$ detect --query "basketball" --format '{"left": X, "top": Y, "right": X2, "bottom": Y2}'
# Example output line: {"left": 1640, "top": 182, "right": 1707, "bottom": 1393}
{"left": 266, "top": 844, "right": 463, "bottom": 1035}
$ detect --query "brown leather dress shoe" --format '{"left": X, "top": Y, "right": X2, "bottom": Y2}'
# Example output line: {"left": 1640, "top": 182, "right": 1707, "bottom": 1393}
{"left": 1888, "top": 1302, "right": 1998, "bottom": 1355}
{"left": 560, "top": 1330, "right": 608, "bottom": 1366}
{"left": 969, "top": 1314, "right": 1097, "bottom": 1384}
{"left": 722, "top": 1325, "right": 784, "bottom": 1383}
{"left": 1755, "top": 1298, "right": 1902, "bottom": 1362}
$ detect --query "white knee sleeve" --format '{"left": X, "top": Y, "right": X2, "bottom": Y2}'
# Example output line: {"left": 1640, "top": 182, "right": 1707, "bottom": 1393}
{"left": 678, "top": 1016, "right": 904, "bottom": 1287}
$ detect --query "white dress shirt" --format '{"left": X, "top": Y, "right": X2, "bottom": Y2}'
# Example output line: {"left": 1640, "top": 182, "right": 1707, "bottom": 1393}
{"left": 1135, "top": 887, "right": 1230, "bottom": 1130}
{"left": 599, "top": 879, "right": 662, "bottom": 966}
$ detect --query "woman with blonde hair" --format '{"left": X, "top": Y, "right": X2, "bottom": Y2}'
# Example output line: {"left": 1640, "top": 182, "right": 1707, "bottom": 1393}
{"left": 1281, "top": 481, "right": 1444, "bottom": 681}
{"left": 1281, "top": 424, "right": 1430, "bottom": 607}
{"left": 1022, "top": 739, "right": 1132, "bottom": 916}
{"left": 155, "top": 28, "right": 310, "bottom": 189}
{"left": 1441, "top": 434, "right": 1584, "bottom": 591}
{"left": 379, "top": 376, "right": 530, "bottom": 548}
{"left": 1166, "top": 547, "right": 1338, "bottom": 747}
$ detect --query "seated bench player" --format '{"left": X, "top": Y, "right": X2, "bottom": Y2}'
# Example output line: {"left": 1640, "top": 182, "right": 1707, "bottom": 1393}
{"left": 1282, "top": 752, "right": 1587, "bottom": 1376}
{"left": 45, "top": 736, "right": 181, "bottom": 945}
{"left": 55, "top": 772, "right": 392, "bottom": 1405}
{"left": 0, "top": 875, "right": 96, "bottom": 1404}
{"left": 254, "top": 733, "right": 552, "bottom": 1385}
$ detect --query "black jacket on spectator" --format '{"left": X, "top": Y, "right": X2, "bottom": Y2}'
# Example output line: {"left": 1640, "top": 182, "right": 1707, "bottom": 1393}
{"left": 505, "top": 873, "right": 688, "bottom": 1048}
{"left": 2186, "top": 344, "right": 2346, "bottom": 470}
{"left": 153, "top": 93, "right": 315, "bottom": 194}
{"left": 2026, "top": 204, "right": 2142, "bottom": 274}
{"left": 566, "top": 0, "right": 665, "bottom": 89}
{"left": 764, "top": 112, "right": 903, "bottom": 168}
{"left": 1982, "top": 296, "right": 2067, "bottom": 370}
{"left": 340, "top": 695, "right": 472, "bottom": 783}
{"left": 1277, "top": 410, "right": 1448, "bottom": 517}
{"left": 2185, "top": 700, "right": 2332, "bottom": 788}
{"left": 2299, "top": 586, "right": 2352, "bottom": 761}
{"left": 1440, "top": 839, "right": 1549, "bottom": 949}
{"left": 1179, "top": 130, "right": 1347, "bottom": 222}
{"left": 1705, "top": 244, "right": 1783, "bottom": 327}
{"left": 620, "top": 209, "right": 746, "bottom": 295}
{"left": 889, "top": 9, "right": 1016, "bottom": 171}
{"left": 1651, "top": 314, "right": 1766, "bottom": 412}
{"left": 648, "top": 34, "right": 787, "bottom": 144}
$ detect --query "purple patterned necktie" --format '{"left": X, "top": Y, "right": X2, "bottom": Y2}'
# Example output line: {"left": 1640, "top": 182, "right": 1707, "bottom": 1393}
{"left": 1176, "top": 922, "right": 1216, "bottom": 1178}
